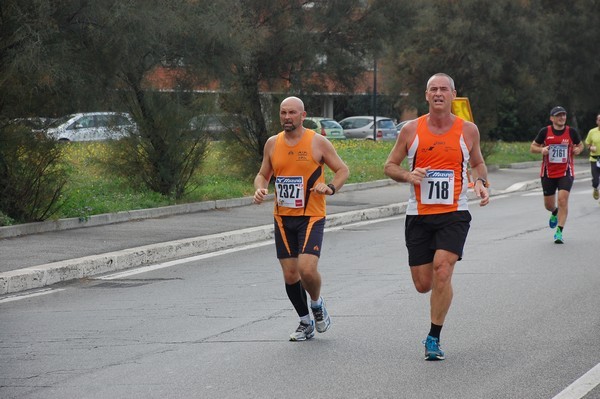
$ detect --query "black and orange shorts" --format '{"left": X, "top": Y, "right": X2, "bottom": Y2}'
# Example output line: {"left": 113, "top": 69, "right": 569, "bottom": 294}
{"left": 273, "top": 215, "right": 325, "bottom": 259}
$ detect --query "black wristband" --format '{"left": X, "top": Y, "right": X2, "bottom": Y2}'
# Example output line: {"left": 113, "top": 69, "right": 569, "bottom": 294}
{"left": 327, "top": 183, "right": 336, "bottom": 195}
{"left": 475, "top": 178, "right": 489, "bottom": 188}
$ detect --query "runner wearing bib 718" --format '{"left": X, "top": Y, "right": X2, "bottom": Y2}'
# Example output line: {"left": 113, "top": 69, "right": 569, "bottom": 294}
{"left": 384, "top": 73, "right": 490, "bottom": 361}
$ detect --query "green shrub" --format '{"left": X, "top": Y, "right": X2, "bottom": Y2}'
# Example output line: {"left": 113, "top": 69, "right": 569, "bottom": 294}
{"left": 109, "top": 92, "right": 210, "bottom": 199}
{"left": 0, "top": 210, "right": 15, "bottom": 226}
{"left": 0, "top": 125, "right": 69, "bottom": 222}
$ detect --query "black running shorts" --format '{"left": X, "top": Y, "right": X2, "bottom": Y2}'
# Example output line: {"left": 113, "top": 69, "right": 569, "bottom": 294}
{"left": 404, "top": 211, "right": 472, "bottom": 266}
{"left": 274, "top": 215, "right": 325, "bottom": 259}
{"left": 541, "top": 175, "right": 574, "bottom": 196}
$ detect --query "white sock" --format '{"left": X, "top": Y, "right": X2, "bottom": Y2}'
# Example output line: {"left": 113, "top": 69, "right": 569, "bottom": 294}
{"left": 300, "top": 315, "right": 311, "bottom": 325}
{"left": 311, "top": 297, "right": 323, "bottom": 308}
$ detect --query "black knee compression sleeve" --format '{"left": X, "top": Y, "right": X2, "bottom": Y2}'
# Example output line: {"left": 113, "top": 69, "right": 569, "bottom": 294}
{"left": 285, "top": 280, "right": 309, "bottom": 317}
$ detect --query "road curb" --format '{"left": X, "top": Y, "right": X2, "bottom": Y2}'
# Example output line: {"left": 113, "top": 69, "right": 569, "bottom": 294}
{"left": 0, "top": 201, "right": 408, "bottom": 295}
{"left": 0, "top": 225, "right": 276, "bottom": 295}
{"left": 0, "top": 179, "right": 397, "bottom": 239}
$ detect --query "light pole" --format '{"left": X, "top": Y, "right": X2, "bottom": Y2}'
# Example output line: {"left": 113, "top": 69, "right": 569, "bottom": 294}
{"left": 372, "top": 57, "right": 377, "bottom": 141}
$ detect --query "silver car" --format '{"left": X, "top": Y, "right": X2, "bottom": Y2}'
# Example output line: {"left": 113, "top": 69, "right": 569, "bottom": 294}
{"left": 339, "top": 116, "right": 397, "bottom": 141}
{"left": 303, "top": 117, "right": 345, "bottom": 139}
{"left": 395, "top": 120, "right": 411, "bottom": 134}
{"left": 46, "top": 112, "right": 137, "bottom": 142}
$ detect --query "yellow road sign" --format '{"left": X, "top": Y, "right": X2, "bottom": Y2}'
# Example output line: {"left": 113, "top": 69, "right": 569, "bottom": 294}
{"left": 451, "top": 97, "right": 475, "bottom": 186}
{"left": 452, "top": 97, "right": 474, "bottom": 122}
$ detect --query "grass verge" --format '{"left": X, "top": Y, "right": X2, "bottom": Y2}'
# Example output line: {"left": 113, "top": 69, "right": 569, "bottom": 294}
{"left": 51, "top": 139, "right": 540, "bottom": 221}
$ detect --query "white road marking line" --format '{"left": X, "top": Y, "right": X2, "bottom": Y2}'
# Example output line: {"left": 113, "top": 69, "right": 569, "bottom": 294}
{"left": 489, "top": 194, "right": 511, "bottom": 200}
{"left": 0, "top": 217, "right": 407, "bottom": 302}
{"left": 552, "top": 363, "right": 600, "bottom": 399}
{"left": 0, "top": 187, "right": 543, "bottom": 300}
{"left": 0, "top": 288, "right": 65, "bottom": 304}
{"left": 523, "top": 189, "right": 590, "bottom": 197}
{"left": 98, "top": 241, "right": 274, "bottom": 280}
{"left": 93, "top": 196, "right": 522, "bottom": 281}
{"left": 99, "top": 216, "right": 406, "bottom": 280}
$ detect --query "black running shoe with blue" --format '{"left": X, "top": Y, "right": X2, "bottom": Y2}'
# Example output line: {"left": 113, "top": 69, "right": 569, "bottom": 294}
{"left": 423, "top": 336, "right": 445, "bottom": 361}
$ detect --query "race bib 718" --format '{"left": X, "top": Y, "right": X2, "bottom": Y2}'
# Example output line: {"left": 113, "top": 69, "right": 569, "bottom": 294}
{"left": 420, "top": 170, "right": 454, "bottom": 205}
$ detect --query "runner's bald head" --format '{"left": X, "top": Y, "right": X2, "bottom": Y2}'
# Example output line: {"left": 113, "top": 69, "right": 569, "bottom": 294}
{"left": 281, "top": 96, "right": 305, "bottom": 111}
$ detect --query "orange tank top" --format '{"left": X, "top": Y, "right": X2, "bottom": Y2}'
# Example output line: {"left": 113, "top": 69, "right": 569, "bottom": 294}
{"left": 406, "top": 115, "right": 470, "bottom": 215}
{"left": 271, "top": 129, "right": 326, "bottom": 216}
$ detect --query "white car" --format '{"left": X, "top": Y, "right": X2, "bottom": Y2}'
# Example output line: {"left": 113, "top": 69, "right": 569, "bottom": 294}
{"left": 46, "top": 112, "right": 137, "bottom": 142}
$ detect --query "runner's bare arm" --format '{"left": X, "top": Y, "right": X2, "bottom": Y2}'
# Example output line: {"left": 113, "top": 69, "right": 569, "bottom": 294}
{"left": 384, "top": 120, "right": 428, "bottom": 185}
{"left": 253, "top": 137, "right": 276, "bottom": 204}
{"left": 314, "top": 135, "right": 349, "bottom": 195}
{"left": 464, "top": 122, "right": 489, "bottom": 206}
{"left": 530, "top": 141, "right": 546, "bottom": 155}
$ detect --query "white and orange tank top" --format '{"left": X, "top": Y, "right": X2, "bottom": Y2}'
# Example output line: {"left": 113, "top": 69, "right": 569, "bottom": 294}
{"left": 406, "top": 115, "right": 470, "bottom": 215}
{"left": 271, "top": 129, "right": 326, "bottom": 216}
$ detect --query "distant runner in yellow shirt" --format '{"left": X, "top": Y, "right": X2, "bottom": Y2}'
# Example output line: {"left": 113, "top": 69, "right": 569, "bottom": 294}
{"left": 584, "top": 112, "right": 600, "bottom": 200}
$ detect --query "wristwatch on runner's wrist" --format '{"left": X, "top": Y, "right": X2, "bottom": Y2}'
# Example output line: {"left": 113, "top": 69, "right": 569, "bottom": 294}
{"left": 475, "top": 178, "right": 489, "bottom": 188}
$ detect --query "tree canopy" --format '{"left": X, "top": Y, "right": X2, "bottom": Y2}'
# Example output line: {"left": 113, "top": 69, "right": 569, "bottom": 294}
{"left": 2, "top": 0, "right": 599, "bottom": 140}
{"left": 2, "top": 0, "right": 599, "bottom": 221}
{"left": 384, "top": 0, "right": 600, "bottom": 140}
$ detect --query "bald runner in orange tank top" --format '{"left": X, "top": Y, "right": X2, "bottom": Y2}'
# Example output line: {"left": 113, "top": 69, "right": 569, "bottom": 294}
{"left": 271, "top": 129, "right": 326, "bottom": 217}
{"left": 253, "top": 96, "right": 349, "bottom": 342}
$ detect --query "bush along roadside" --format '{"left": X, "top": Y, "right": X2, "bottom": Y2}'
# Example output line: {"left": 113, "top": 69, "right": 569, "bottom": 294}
{"left": 0, "top": 125, "right": 69, "bottom": 224}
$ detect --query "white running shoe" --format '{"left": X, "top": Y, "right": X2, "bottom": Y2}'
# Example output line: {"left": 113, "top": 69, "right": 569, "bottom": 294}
{"left": 289, "top": 320, "right": 315, "bottom": 341}
{"left": 311, "top": 298, "right": 331, "bottom": 333}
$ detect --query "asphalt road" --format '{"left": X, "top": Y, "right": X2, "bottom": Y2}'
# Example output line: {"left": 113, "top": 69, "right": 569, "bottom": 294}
{"left": 1, "top": 178, "right": 599, "bottom": 399}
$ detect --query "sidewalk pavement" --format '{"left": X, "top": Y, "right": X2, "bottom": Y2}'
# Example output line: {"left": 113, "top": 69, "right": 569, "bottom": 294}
{"left": 0, "top": 161, "right": 590, "bottom": 295}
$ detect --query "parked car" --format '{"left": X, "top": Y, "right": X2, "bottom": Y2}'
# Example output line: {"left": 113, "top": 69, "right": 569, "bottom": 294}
{"left": 45, "top": 112, "right": 136, "bottom": 142}
{"left": 395, "top": 120, "right": 411, "bottom": 134}
{"left": 339, "top": 116, "right": 397, "bottom": 141}
{"left": 303, "top": 117, "right": 345, "bottom": 139}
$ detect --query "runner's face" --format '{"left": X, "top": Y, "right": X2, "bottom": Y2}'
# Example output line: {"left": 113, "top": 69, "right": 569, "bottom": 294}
{"left": 425, "top": 76, "right": 456, "bottom": 111}
{"left": 280, "top": 103, "right": 305, "bottom": 132}
{"left": 551, "top": 113, "right": 566, "bottom": 128}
